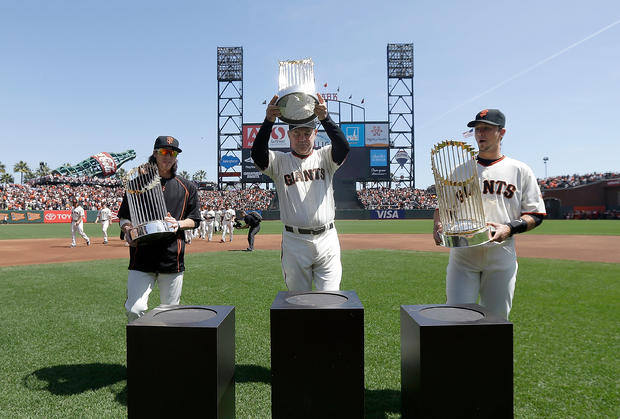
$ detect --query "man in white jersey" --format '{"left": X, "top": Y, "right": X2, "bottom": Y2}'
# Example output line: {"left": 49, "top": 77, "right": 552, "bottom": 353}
{"left": 220, "top": 207, "right": 236, "bottom": 242}
{"left": 95, "top": 204, "right": 112, "bottom": 244}
{"left": 215, "top": 209, "right": 223, "bottom": 232}
{"left": 433, "top": 109, "right": 546, "bottom": 319}
{"left": 70, "top": 199, "right": 90, "bottom": 247}
{"left": 204, "top": 206, "right": 216, "bottom": 241}
{"left": 252, "top": 93, "right": 350, "bottom": 291}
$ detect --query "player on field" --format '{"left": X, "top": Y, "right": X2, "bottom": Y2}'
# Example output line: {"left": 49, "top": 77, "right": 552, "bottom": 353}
{"left": 433, "top": 109, "right": 546, "bottom": 319}
{"left": 118, "top": 136, "right": 201, "bottom": 322}
{"left": 252, "top": 93, "right": 350, "bottom": 291}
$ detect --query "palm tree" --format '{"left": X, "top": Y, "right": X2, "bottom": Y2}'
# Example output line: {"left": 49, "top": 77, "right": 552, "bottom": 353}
{"left": 1, "top": 173, "right": 14, "bottom": 186}
{"left": 13, "top": 161, "right": 30, "bottom": 184}
{"left": 192, "top": 170, "right": 207, "bottom": 182}
{"left": 179, "top": 170, "right": 190, "bottom": 179}
{"left": 0, "top": 161, "right": 5, "bottom": 174}
{"left": 35, "top": 162, "right": 51, "bottom": 178}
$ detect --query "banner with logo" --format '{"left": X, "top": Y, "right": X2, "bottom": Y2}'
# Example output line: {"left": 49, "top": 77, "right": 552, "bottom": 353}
{"left": 341, "top": 123, "right": 365, "bottom": 147}
{"left": 241, "top": 149, "right": 272, "bottom": 182}
{"left": 370, "top": 209, "right": 404, "bottom": 219}
{"left": 243, "top": 124, "right": 290, "bottom": 149}
{"left": 0, "top": 210, "right": 45, "bottom": 224}
{"left": 44, "top": 210, "right": 78, "bottom": 224}
{"left": 365, "top": 123, "right": 389, "bottom": 147}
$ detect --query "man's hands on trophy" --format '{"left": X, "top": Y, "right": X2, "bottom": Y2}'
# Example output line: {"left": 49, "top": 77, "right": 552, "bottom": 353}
{"left": 165, "top": 212, "right": 179, "bottom": 232}
{"left": 121, "top": 222, "right": 136, "bottom": 247}
{"left": 315, "top": 93, "right": 328, "bottom": 120}
{"left": 266, "top": 95, "right": 281, "bottom": 122}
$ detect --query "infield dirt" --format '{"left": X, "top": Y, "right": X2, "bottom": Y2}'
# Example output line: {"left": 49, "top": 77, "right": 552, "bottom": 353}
{"left": 1, "top": 234, "right": 618, "bottom": 267}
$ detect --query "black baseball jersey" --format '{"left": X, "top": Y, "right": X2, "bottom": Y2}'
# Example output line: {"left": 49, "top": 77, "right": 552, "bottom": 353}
{"left": 243, "top": 213, "right": 261, "bottom": 228}
{"left": 118, "top": 175, "right": 201, "bottom": 273}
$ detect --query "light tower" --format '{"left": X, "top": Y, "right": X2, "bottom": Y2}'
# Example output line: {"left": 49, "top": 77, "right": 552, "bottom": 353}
{"left": 387, "top": 43, "right": 415, "bottom": 188}
{"left": 216, "top": 47, "right": 243, "bottom": 190}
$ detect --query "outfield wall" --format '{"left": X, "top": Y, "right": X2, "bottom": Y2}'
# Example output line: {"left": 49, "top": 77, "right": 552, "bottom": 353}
{"left": 0, "top": 209, "right": 435, "bottom": 224}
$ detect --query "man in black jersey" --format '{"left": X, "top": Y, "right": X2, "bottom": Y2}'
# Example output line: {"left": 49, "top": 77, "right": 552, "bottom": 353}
{"left": 118, "top": 136, "right": 201, "bottom": 322}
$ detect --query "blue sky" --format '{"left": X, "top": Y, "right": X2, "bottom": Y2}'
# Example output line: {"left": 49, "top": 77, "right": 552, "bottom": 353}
{"left": 1, "top": 0, "right": 618, "bottom": 188}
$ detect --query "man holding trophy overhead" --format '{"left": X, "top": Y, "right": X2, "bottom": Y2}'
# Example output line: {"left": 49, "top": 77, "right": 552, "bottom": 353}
{"left": 118, "top": 136, "right": 201, "bottom": 322}
{"left": 252, "top": 58, "right": 350, "bottom": 292}
{"left": 432, "top": 109, "right": 546, "bottom": 319}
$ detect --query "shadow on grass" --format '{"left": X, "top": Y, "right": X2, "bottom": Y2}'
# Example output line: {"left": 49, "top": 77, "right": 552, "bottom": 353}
{"left": 365, "top": 388, "right": 401, "bottom": 418}
{"left": 24, "top": 363, "right": 127, "bottom": 405}
{"left": 235, "top": 363, "right": 270, "bottom": 384}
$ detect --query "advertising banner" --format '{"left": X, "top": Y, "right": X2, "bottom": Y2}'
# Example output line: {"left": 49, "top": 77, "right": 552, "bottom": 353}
{"left": 44, "top": 210, "right": 77, "bottom": 223}
{"left": 243, "top": 124, "right": 290, "bottom": 149}
{"left": 0, "top": 210, "right": 44, "bottom": 224}
{"left": 370, "top": 149, "right": 388, "bottom": 166}
{"left": 365, "top": 123, "right": 389, "bottom": 147}
{"left": 314, "top": 130, "right": 331, "bottom": 148}
{"left": 241, "top": 149, "right": 272, "bottom": 183}
{"left": 370, "top": 209, "right": 404, "bottom": 219}
{"left": 341, "top": 123, "right": 365, "bottom": 147}
{"left": 220, "top": 155, "right": 240, "bottom": 169}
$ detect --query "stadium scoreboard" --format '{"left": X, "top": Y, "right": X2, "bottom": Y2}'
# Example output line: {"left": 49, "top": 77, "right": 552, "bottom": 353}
{"left": 241, "top": 121, "right": 390, "bottom": 182}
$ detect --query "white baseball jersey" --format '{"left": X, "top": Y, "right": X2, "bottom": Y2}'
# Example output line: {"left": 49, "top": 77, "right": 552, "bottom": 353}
{"left": 260, "top": 146, "right": 340, "bottom": 228}
{"left": 71, "top": 206, "right": 85, "bottom": 223}
{"left": 477, "top": 156, "right": 546, "bottom": 226}
{"left": 223, "top": 208, "right": 235, "bottom": 221}
{"left": 98, "top": 207, "right": 112, "bottom": 221}
{"left": 205, "top": 210, "right": 216, "bottom": 223}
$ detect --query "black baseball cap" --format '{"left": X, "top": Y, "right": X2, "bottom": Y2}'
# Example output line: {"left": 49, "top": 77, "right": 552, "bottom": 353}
{"left": 467, "top": 109, "right": 505, "bottom": 128}
{"left": 289, "top": 120, "right": 317, "bottom": 131}
{"left": 153, "top": 136, "right": 182, "bottom": 153}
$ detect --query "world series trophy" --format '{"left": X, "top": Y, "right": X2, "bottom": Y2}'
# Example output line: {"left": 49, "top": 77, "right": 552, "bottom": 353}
{"left": 276, "top": 58, "right": 318, "bottom": 124}
{"left": 122, "top": 162, "right": 176, "bottom": 244}
{"left": 430, "top": 140, "right": 491, "bottom": 247}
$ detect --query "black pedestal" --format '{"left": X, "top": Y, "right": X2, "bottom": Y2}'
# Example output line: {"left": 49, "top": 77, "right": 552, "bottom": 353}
{"left": 271, "top": 291, "right": 364, "bottom": 418}
{"left": 127, "top": 305, "right": 235, "bottom": 418}
{"left": 401, "top": 304, "right": 513, "bottom": 419}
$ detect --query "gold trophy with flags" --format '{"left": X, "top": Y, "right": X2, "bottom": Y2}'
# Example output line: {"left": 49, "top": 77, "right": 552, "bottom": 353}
{"left": 122, "top": 162, "right": 176, "bottom": 244}
{"left": 431, "top": 140, "right": 491, "bottom": 247}
{"left": 276, "top": 58, "right": 318, "bottom": 124}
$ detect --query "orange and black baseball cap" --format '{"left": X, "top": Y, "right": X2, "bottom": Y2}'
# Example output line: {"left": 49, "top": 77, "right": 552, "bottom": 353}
{"left": 467, "top": 109, "right": 505, "bottom": 128}
{"left": 153, "top": 136, "right": 182, "bottom": 152}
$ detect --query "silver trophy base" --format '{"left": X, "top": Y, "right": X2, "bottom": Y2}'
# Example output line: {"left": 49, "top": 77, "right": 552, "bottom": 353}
{"left": 129, "top": 220, "right": 176, "bottom": 244}
{"left": 440, "top": 226, "right": 491, "bottom": 248}
{"left": 276, "top": 89, "right": 318, "bottom": 124}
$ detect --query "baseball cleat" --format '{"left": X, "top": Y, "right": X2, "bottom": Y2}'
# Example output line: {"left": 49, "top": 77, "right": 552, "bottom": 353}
{"left": 71, "top": 244, "right": 76, "bottom": 248}
{"left": 86, "top": 240, "right": 91, "bottom": 246}
{"left": 103, "top": 240, "right": 108, "bottom": 244}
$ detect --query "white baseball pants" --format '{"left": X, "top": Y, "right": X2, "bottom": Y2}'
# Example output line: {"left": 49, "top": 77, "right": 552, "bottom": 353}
{"left": 125, "top": 270, "right": 184, "bottom": 323}
{"left": 71, "top": 222, "right": 89, "bottom": 246}
{"left": 281, "top": 227, "right": 342, "bottom": 292}
{"left": 101, "top": 220, "right": 109, "bottom": 242}
{"left": 221, "top": 220, "right": 234, "bottom": 242}
{"left": 446, "top": 239, "right": 518, "bottom": 319}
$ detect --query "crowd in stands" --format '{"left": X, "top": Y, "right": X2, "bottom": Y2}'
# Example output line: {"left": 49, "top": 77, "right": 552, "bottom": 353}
{"left": 0, "top": 183, "right": 124, "bottom": 211}
{"left": 538, "top": 171, "right": 619, "bottom": 190}
{"left": 29, "top": 174, "right": 122, "bottom": 187}
{"left": 1, "top": 176, "right": 275, "bottom": 212}
{"left": 2, "top": 171, "right": 619, "bottom": 213}
{"left": 357, "top": 187, "right": 437, "bottom": 210}
{"left": 198, "top": 188, "right": 274, "bottom": 210}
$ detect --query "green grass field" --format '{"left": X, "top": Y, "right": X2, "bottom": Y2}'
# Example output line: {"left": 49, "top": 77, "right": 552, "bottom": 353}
{"left": 1, "top": 219, "right": 619, "bottom": 240}
{"left": 0, "top": 221, "right": 618, "bottom": 418}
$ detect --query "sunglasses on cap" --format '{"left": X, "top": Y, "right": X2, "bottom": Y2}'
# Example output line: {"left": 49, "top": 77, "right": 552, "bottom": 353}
{"left": 155, "top": 148, "right": 178, "bottom": 157}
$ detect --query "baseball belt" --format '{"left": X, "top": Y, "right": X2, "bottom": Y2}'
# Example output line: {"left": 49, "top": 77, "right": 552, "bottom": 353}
{"left": 285, "top": 222, "right": 334, "bottom": 235}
